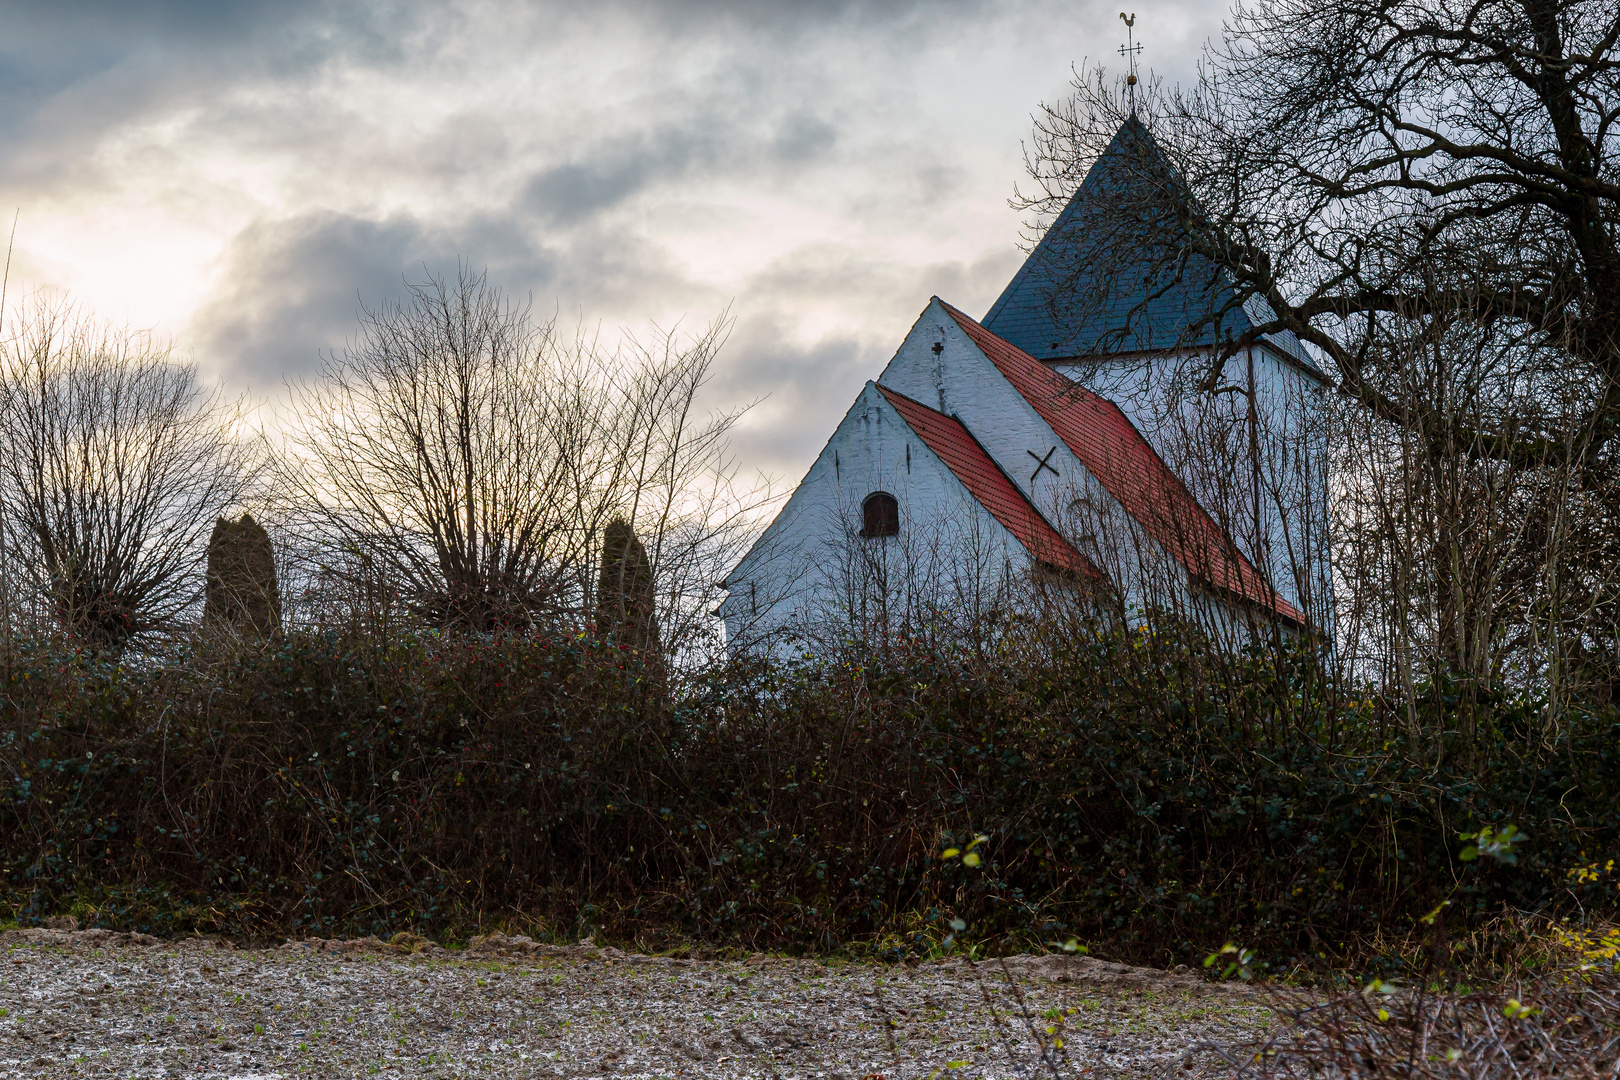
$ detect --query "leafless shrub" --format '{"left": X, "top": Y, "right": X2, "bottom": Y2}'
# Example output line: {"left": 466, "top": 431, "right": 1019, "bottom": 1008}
{"left": 1324, "top": 288, "right": 1620, "bottom": 738}
{"left": 1219, "top": 967, "right": 1620, "bottom": 1079}
{"left": 0, "top": 292, "right": 255, "bottom": 650}
{"left": 277, "top": 264, "right": 762, "bottom": 656}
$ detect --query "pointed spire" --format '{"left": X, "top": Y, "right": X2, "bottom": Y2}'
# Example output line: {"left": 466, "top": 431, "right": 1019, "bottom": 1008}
{"left": 982, "top": 118, "right": 1317, "bottom": 372}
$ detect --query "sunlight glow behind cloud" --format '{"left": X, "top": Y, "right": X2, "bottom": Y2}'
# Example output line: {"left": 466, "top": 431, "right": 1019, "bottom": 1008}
{"left": 0, "top": 0, "right": 1222, "bottom": 480}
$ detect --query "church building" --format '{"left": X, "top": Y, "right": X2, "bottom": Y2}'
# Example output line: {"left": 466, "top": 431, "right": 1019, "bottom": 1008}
{"left": 720, "top": 118, "right": 1330, "bottom": 651}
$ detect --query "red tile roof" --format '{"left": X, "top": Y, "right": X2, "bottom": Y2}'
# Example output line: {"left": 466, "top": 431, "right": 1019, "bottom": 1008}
{"left": 877, "top": 385, "right": 1100, "bottom": 580}
{"left": 936, "top": 300, "right": 1305, "bottom": 626}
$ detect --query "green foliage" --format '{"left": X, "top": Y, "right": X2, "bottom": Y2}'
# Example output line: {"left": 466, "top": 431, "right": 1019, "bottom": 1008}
{"left": 0, "top": 625, "right": 1614, "bottom": 972}
{"left": 1460, "top": 824, "right": 1525, "bottom": 865}
{"left": 1205, "top": 943, "right": 1257, "bottom": 982}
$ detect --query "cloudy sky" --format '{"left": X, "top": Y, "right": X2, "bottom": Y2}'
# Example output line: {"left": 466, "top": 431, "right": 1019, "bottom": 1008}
{"left": 0, "top": 0, "right": 1222, "bottom": 482}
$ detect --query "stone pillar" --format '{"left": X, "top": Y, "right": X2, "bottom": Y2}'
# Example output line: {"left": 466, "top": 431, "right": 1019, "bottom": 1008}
{"left": 203, "top": 513, "right": 282, "bottom": 638}
{"left": 594, "top": 518, "right": 660, "bottom": 660}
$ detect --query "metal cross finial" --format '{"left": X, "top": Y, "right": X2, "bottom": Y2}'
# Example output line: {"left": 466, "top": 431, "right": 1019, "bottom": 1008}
{"left": 1119, "top": 12, "right": 1143, "bottom": 113}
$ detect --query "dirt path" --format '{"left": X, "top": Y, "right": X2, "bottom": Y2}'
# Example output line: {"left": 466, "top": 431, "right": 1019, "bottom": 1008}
{"left": 0, "top": 928, "right": 1272, "bottom": 1079}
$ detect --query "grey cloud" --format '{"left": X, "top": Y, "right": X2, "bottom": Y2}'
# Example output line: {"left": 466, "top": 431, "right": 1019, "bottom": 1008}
{"left": 0, "top": 39, "right": 120, "bottom": 104}
{"left": 187, "top": 205, "right": 719, "bottom": 391}
{"left": 189, "top": 211, "right": 487, "bottom": 388}
{"left": 0, "top": 0, "right": 436, "bottom": 189}
{"left": 713, "top": 316, "right": 884, "bottom": 478}
{"left": 537, "top": 226, "right": 713, "bottom": 315}
{"left": 0, "top": 0, "right": 401, "bottom": 55}
{"left": 702, "top": 243, "right": 1026, "bottom": 475}
{"left": 523, "top": 123, "right": 732, "bottom": 223}
{"left": 916, "top": 247, "right": 1029, "bottom": 320}
{"left": 187, "top": 201, "right": 1020, "bottom": 474}
{"left": 737, "top": 242, "right": 1021, "bottom": 329}
{"left": 592, "top": 0, "right": 992, "bottom": 41}
{"left": 8, "top": 0, "right": 1226, "bottom": 490}
{"left": 3, "top": 0, "right": 986, "bottom": 77}
{"left": 521, "top": 103, "right": 843, "bottom": 225}
{"left": 771, "top": 110, "right": 838, "bottom": 163}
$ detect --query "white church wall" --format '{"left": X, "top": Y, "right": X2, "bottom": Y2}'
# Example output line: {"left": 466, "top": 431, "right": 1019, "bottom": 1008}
{"left": 1056, "top": 342, "right": 1332, "bottom": 629}
{"left": 876, "top": 299, "right": 1202, "bottom": 621}
{"left": 878, "top": 300, "right": 1063, "bottom": 520}
{"left": 720, "top": 381, "right": 1031, "bottom": 654}
{"left": 724, "top": 301, "right": 1322, "bottom": 658}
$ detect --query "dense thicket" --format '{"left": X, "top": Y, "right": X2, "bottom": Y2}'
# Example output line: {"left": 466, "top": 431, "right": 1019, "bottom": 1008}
{"left": 2, "top": 626, "right": 1613, "bottom": 975}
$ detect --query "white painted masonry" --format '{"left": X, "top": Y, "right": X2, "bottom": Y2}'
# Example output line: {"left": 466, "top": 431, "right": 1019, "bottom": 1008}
{"left": 875, "top": 299, "right": 1184, "bottom": 614}
{"left": 721, "top": 300, "right": 1268, "bottom": 651}
{"left": 719, "top": 379, "right": 1032, "bottom": 651}
{"left": 1063, "top": 342, "right": 1332, "bottom": 623}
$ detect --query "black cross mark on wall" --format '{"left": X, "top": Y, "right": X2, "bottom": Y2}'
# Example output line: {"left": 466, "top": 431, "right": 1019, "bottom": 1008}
{"left": 1028, "top": 446, "right": 1059, "bottom": 483}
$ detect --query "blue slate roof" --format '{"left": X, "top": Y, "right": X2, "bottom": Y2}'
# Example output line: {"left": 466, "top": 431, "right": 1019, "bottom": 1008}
{"left": 982, "top": 118, "right": 1321, "bottom": 378}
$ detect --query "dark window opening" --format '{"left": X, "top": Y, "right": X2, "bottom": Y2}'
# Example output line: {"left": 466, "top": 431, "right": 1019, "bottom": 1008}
{"left": 861, "top": 492, "right": 899, "bottom": 538}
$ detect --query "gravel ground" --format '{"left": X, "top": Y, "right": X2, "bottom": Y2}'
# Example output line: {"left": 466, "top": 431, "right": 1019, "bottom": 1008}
{"left": 0, "top": 928, "right": 1274, "bottom": 1079}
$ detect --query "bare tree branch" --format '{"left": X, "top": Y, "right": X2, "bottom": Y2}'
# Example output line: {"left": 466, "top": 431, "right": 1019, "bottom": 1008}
{"left": 0, "top": 292, "right": 256, "bottom": 650}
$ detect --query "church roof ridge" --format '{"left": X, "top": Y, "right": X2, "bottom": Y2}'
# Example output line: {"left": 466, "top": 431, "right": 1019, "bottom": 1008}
{"left": 936, "top": 299, "right": 1306, "bottom": 626}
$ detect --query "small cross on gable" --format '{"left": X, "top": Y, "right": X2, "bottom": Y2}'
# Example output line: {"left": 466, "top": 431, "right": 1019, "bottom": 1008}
{"left": 1027, "top": 446, "right": 1060, "bottom": 484}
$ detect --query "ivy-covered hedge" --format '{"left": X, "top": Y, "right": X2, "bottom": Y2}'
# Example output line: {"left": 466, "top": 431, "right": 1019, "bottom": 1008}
{"left": 1, "top": 629, "right": 1615, "bottom": 974}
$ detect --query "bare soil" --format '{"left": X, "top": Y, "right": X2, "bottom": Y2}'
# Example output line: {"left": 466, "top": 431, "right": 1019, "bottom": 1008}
{"left": 0, "top": 928, "right": 1272, "bottom": 1078}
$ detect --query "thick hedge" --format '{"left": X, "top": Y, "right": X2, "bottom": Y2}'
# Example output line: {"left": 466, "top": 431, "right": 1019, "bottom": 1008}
{"left": 1, "top": 628, "right": 1615, "bottom": 974}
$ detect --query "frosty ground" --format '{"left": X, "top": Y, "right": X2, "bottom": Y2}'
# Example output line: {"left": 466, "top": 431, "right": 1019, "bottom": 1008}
{"left": 0, "top": 927, "right": 1271, "bottom": 1079}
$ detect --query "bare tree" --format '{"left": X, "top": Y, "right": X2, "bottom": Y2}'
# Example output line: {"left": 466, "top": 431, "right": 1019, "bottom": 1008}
{"left": 1022, "top": 0, "right": 1620, "bottom": 465}
{"left": 1016, "top": 0, "right": 1620, "bottom": 716}
{"left": 280, "top": 264, "right": 760, "bottom": 650}
{"left": 0, "top": 293, "right": 255, "bottom": 650}
{"left": 1329, "top": 288, "right": 1620, "bottom": 720}
{"left": 603, "top": 319, "right": 766, "bottom": 657}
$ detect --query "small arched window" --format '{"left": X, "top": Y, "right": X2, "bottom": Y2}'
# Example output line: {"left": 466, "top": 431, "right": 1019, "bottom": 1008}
{"left": 861, "top": 492, "right": 900, "bottom": 538}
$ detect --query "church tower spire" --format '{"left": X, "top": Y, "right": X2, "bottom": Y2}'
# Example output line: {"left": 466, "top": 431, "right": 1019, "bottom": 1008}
{"left": 1118, "top": 12, "right": 1142, "bottom": 117}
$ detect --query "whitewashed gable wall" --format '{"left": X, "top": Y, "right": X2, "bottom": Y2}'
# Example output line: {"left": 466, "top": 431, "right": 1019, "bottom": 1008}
{"left": 720, "top": 381, "right": 1028, "bottom": 652}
